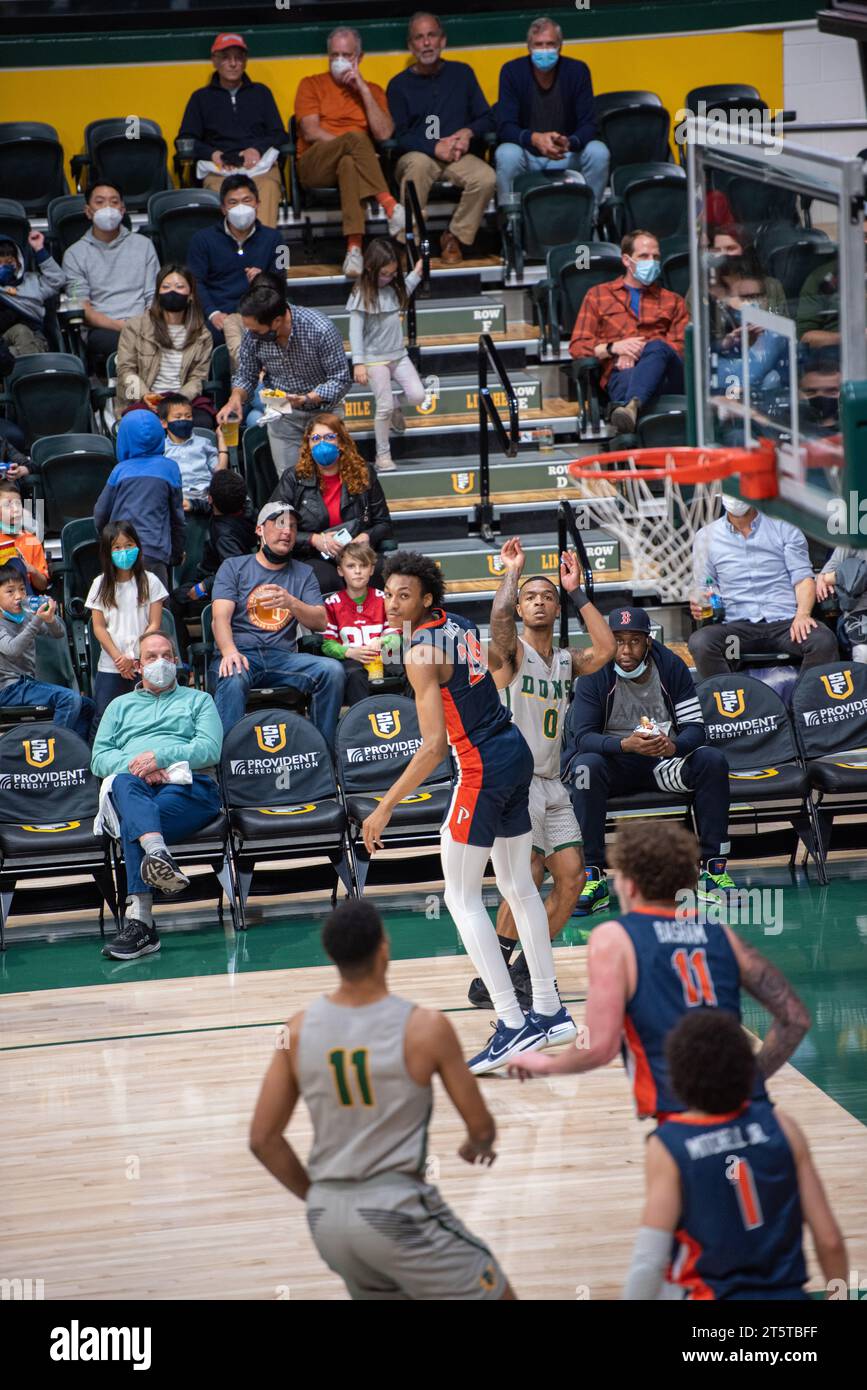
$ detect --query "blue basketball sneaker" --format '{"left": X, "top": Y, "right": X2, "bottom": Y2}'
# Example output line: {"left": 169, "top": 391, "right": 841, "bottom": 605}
{"left": 529, "top": 1004, "right": 578, "bottom": 1048}
{"left": 573, "top": 871, "right": 610, "bottom": 917}
{"left": 468, "top": 1015, "right": 547, "bottom": 1076}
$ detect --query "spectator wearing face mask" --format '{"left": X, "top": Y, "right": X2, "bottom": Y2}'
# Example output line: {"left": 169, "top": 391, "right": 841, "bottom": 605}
{"left": 295, "top": 26, "right": 401, "bottom": 280}
{"left": 494, "top": 15, "right": 609, "bottom": 210}
{"left": 62, "top": 182, "right": 160, "bottom": 374}
{"left": 178, "top": 33, "right": 287, "bottom": 228}
{"left": 186, "top": 174, "right": 285, "bottom": 355}
{"left": 0, "top": 479, "right": 49, "bottom": 597}
{"left": 0, "top": 230, "right": 65, "bottom": 357}
{"left": 86, "top": 520, "right": 167, "bottom": 728}
{"left": 687, "top": 497, "right": 838, "bottom": 679}
{"left": 115, "top": 264, "right": 215, "bottom": 427}
{"left": 799, "top": 351, "right": 841, "bottom": 436}
{"left": 92, "top": 630, "right": 223, "bottom": 961}
{"left": 93, "top": 410, "right": 185, "bottom": 590}
{"left": 569, "top": 230, "right": 688, "bottom": 436}
{"left": 817, "top": 547, "right": 867, "bottom": 663}
{"left": 0, "top": 564, "right": 94, "bottom": 738}
{"left": 712, "top": 262, "right": 790, "bottom": 395}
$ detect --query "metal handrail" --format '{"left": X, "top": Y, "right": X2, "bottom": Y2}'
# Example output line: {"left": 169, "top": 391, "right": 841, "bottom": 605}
{"left": 475, "top": 332, "right": 519, "bottom": 543}
{"left": 403, "top": 180, "right": 431, "bottom": 371}
{"left": 556, "top": 499, "right": 596, "bottom": 649}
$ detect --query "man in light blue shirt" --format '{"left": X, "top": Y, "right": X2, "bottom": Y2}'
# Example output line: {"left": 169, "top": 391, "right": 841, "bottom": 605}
{"left": 688, "top": 494, "right": 838, "bottom": 678}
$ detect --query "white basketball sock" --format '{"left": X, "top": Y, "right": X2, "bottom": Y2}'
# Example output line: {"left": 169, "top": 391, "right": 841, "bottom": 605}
{"left": 441, "top": 830, "right": 524, "bottom": 1029}
{"left": 491, "top": 832, "right": 559, "bottom": 1016}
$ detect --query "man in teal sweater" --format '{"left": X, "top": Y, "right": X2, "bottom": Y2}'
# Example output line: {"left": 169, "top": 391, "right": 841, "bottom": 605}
{"left": 92, "top": 630, "right": 223, "bottom": 960}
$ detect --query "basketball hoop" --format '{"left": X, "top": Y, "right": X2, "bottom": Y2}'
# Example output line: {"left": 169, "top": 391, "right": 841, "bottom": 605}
{"left": 565, "top": 441, "right": 778, "bottom": 602}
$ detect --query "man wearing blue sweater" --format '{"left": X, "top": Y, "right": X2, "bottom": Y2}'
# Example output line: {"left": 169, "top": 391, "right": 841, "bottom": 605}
{"left": 387, "top": 13, "right": 495, "bottom": 264}
{"left": 495, "top": 16, "right": 609, "bottom": 209}
{"left": 560, "top": 608, "right": 734, "bottom": 915}
{"left": 94, "top": 410, "right": 185, "bottom": 589}
{"left": 186, "top": 174, "right": 284, "bottom": 353}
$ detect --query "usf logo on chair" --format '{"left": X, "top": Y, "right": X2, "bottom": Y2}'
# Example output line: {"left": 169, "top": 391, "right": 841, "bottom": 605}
{"left": 23, "top": 737, "right": 56, "bottom": 768}
{"left": 820, "top": 670, "right": 854, "bottom": 701}
{"left": 369, "top": 710, "right": 401, "bottom": 739}
{"left": 712, "top": 689, "right": 745, "bottom": 719}
{"left": 255, "top": 723, "right": 287, "bottom": 752}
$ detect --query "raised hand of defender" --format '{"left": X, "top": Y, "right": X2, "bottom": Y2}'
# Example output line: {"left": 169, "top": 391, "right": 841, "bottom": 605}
{"left": 499, "top": 536, "right": 525, "bottom": 575}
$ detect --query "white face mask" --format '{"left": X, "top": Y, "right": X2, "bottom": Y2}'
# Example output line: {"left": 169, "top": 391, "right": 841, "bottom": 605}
{"left": 92, "top": 206, "right": 123, "bottom": 232}
{"left": 226, "top": 204, "right": 256, "bottom": 230}
{"left": 142, "top": 657, "right": 177, "bottom": 691}
{"left": 721, "top": 493, "right": 752, "bottom": 517}
{"left": 330, "top": 56, "right": 353, "bottom": 76}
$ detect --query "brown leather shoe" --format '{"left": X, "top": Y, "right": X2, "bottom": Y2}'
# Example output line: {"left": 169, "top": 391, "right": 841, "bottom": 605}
{"left": 439, "top": 230, "right": 463, "bottom": 265}
{"left": 610, "top": 397, "right": 641, "bottom": 434}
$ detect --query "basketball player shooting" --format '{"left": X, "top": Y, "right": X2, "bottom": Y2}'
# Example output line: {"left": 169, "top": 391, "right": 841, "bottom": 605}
{"left": 466, "top": 537, "right": 616, "bottom": 1009}
{"left": 361, "top": 550, "right": 576, "bottom": 1075}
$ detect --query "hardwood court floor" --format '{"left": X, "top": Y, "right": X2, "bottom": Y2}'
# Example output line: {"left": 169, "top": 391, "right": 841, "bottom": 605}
{"left": 3, "top": 946, "right": 866, "bottom": 1301}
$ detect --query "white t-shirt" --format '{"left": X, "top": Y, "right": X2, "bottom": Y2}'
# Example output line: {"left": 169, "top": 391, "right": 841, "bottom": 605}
{"left": 85, "top": 571, "right": 168, "bottom": 674}
{"left": 150, "top": 324, "right": 186, "bottom": 394}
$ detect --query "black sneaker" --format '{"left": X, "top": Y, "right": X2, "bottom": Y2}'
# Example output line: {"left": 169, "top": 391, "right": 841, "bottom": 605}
{"left": 102, "top": 918, "right": 160, "bottom": 961}
{"left": 141, "top": 848, "right": 190, "bottom": 896}
{"left": 468, "top": 975, "right": 495, "bottom": 1009}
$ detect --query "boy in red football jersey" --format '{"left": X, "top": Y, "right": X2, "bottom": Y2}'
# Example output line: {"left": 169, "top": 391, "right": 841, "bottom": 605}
{"left": 322, "top": 541, "right": 398, "bottom": 705}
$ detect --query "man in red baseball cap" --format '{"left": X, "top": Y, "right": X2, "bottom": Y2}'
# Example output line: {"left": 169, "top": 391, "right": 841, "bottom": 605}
{"left": 178, "top": 34, "right": 286, "bottom": 227}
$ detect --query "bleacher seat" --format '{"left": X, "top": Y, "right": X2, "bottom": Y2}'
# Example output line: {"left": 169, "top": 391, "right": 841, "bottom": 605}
{"left": 29, "top": 434, "right": 115, "bottom": 534}
{"left": 532, "top": 240, "right": 622, "bottom": 358}
{"left": 71, "top": 118, "right": 170, "bottom": 212}
{"left": 593, "top": 92, "right": 671, "bottom": 171}
{"left": 791, "top": 662, "right": 867, "bottom": 857}
{"left": 0, "top": 197, "right": 30, "bottom": 254}
{"left": 146, "top": 190, "right": 221, "bottom": 265}
{"left": 0, "top": 722, "right": 116, "bottom": 950}
{"left": 697, "top": 674, "right": 825, "bottom": 879}
{"left": 0, "top": 123, "right": 68, "bottom": 217}
{"left": 0, "top": 353, "right": 96, "bottom": 447}
{"left": 602, "top": 162, "right": 688, "bottom": 243}
{"left": 335, "top": 694, "right": 453, "bottom": 891}
{"left": 221, "top": 707, "right": 351, "bottom": 926}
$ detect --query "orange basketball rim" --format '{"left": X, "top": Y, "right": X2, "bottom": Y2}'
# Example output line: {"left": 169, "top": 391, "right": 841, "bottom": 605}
{"left": 567, "top": 437, "right": 779, "bottom": 499}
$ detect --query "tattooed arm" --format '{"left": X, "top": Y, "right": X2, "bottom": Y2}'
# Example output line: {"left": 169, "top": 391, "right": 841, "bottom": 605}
{"left": 487, "top": 536, "right": 524, "bottom": 684}
{"left": 726, "top": 928, "right": 811, "bottom": 1077}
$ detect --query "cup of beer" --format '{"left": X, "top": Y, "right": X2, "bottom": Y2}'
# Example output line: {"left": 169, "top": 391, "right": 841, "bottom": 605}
{"left": 367, "top": 654, "right": 385, "bottom": 681}
{"left": 222, "top": 412, "right": 240, "bottom": 448}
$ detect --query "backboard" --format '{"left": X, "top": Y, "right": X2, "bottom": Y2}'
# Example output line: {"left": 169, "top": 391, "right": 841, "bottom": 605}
{"left": 687, "top": 115, "right": 867, "bottom": 548}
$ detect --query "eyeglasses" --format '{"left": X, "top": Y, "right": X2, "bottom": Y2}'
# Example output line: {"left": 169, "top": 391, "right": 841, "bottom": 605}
{"left": 311, "top": 432, "right": 338, "bottom": 443}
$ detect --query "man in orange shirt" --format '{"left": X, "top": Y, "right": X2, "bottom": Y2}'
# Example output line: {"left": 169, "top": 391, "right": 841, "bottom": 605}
{"left": 0, "top": 480, "right": 49, "bottom": 597}
{"left": 295, "top": 26, "right": 403, "bottom": 279}
{"left": 569, "top": 230, "right": 689, "bottom": 435}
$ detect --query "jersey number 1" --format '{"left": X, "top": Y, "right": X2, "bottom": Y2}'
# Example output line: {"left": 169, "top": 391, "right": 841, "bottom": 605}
{"left": 671, "top": 948, "right": 718, "bottom": 1007}
{"left": 328, "top": 1048, "right": 375, "bottom": 1107}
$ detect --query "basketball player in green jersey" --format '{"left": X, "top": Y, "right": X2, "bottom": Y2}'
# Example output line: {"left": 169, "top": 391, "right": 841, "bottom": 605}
{"left": 468, "top": 536, "right": 615, "bottom": 1008}
{"left": 250, "top": 899, "right": 516, "bottom": 1301}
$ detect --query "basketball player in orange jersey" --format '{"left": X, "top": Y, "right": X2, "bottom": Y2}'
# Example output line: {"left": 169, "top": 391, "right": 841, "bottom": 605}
{"left": 624, "top": 1010, "right": 846, "bottom": 1300}
{"left": 361, "top": 550, "right": 577, "bottom": 1075}
{"left": 250, "top": 899, "right": 516, "bottom": 1300}
{"left": 509, "top": 822, "right": 810, "bottom": 1118}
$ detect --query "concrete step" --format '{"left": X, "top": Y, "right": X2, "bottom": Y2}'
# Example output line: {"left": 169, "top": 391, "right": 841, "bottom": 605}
{"left": 379, "top": 447, "right": 579, "bottom": 516}
{"left": 343, "top": 369, "right": 543, "bottom": 426}
{"left": 424, "top": 531, "right": 629, "bottom": 598}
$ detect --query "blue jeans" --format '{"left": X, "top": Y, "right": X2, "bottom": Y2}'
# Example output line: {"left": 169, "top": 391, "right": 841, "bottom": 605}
{"left": 494, "top": 139, "right": 610, "bottom": 207}
{"left": 0, "top": 677, "right": 94, "bottom": 741}
{"left": 111, "top": 771, "right": 223, "bottom": 895}
{"left": 93, "top": 672, "right": 136, "bottom": 729}
{"left": 244, "top": 383, "right": 268, "bottom": 431}
{"left": 607, "top": 338, "right": 684, "bottom": 408}
{"left": 210, "top": 648, "right": 345, "bottom": 741}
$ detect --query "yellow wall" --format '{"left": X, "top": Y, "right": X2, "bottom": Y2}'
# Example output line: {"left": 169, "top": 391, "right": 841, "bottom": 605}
{"left": 5, "top": 31, "right": 783, "bottom": 182}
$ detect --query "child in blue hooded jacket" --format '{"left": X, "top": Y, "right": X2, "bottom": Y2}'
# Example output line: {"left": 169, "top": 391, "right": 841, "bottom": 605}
{"left": 94, "top": 411, "right": 185, "bottom": 588}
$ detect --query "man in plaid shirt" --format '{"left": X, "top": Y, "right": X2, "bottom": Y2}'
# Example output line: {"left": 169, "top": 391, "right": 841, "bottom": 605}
{"left": 569, "top": 230, "right": 688, "bottom": 436}
{"left": 219, "top": 280, "right": 351, "bottom": 476}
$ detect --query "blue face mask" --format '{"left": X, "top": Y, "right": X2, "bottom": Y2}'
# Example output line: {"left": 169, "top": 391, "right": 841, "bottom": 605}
{"left": 632, "top": 259, "right": 661, "bottom": 286}
{"left": 311, "top": 440, "right": 341, "bottom": 467}
{"left": 531, "top": 49, "right": 559, "bottom": 71}
{"left": 1, "top": 607, "right": 25, "bottom": 624}
{"left": 614, "top": 657, "right": 648, "bottom": 680}
{"left": 112, "top": 547, "right": 140, "bottom": 571}
{"left": 0, "top": 264, "right": 16, "bottom": 287}
{"left": 168, "top": 419, "right": 194, "bottom": 441}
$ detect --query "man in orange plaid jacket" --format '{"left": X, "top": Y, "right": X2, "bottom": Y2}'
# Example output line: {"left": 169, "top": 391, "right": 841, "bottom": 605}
{"left": 569, "top": 229, "right": 689, "bottom": 435}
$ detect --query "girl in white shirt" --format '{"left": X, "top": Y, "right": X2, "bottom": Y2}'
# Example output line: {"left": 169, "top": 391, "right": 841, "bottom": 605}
{"left": 86, "top": 521, "right": 167, "bottom": 728}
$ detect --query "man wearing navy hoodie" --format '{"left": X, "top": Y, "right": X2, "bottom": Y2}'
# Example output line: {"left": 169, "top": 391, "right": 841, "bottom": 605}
{"left": 94, "top": 412, "right": 185, "bottom": 589}
{"left": 494, "top": 17, "right": 609, "bottom": 210}
{"left": 561, "top": 607, "right": 734, "bottom": 915}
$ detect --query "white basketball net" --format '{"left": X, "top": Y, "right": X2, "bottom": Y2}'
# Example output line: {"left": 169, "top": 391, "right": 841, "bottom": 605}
{"left": 568, "top": 463, "right": 722, "bottom": 602}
